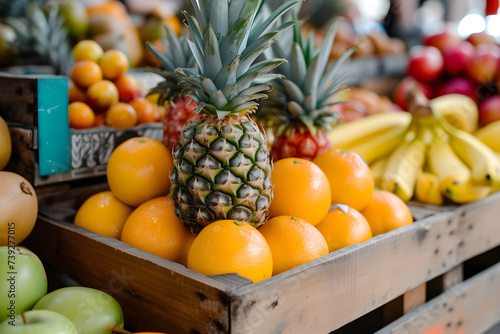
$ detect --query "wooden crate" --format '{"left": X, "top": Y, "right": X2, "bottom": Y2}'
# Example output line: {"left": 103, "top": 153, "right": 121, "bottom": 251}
{"left": 377, "top": 253, "right": 500, "bottom": 334}
{"left": 7, "top": 123, "right": 163, "bottom": 187}
{"left": 0, "top": 73, "right": 163, "bottom": 187}
{"left": 25, "top": 188, "right": 500, "bottom": 333}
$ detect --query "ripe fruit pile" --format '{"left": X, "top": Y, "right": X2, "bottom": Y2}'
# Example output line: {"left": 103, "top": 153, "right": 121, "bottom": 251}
{"left": 329, "top": 91, "right": 500, "bottom": 205}
{"left": 396, "top": 30, "right": 500, "bottom": 127}
{"left": 74, "top": 143, "right": 413, "bottom": 283}
{"left": 68, "top": 40, "right": 160, "bottom": 129}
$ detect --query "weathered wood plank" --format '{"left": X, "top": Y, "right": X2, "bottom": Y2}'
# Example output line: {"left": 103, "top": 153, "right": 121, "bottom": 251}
{"left": 0, "top": 74, "right": 38, "bottom": 125}
{"left": 455, "top": 191, "right": 500, "bottom": 264}
{"left": 375, "top": 261, "right": 500, "bottom": 334}
{"left": 24, "top": 216, "right": 241, "bottom": 334}
{"left": 230, "top": 212, "right": 458, "bottom": 334}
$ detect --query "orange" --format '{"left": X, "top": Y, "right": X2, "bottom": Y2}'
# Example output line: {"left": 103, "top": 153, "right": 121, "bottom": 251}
{"left": 72, "top": 40, "right": 103, "bottom": 63}
{"left": 257, "top": 216, "right": 328, "bottom": 275}
{"left": 269, "top": 158, "right": 331, "bottom": 225}
{"left": 99, "top": 49, "right": 129, "bottom": 80}
{"left": 106, "top": 102, "right": 138, "bottom": 128}
{"left": 313, "top": 149, "right": 375, "bottom": 211}
{"left": 164, "top": 15, "right": 182, "bottom": 36}
{"left": 68, "top": 102, "right": 95, "bottom": 129}
{"left": 86, "top": 80, "right": 119, "bottom": 112}
{"left": 360, "top": 190, "right": 413, "bottom": 236}
{"left": 106, "top": 137, "right": 173, "bottom": 207}
{"left": 121, "top": 195, "right": 195, "bottom": 266}
{"left": 70, "top": 61, "right": 103, "bottom": 89}
{"left": 187, "top": 220, "right": 273, "bottom": 283}
{"left": 68, "top": 84, "right": 86, "bottom": 103}
{"left": 315, "top": 204, "right": 372, "bottom": 252}
{"left": 74, "top": 191, "right": 133, "bottom": 239}
{"left": 130, "top": 97, "right": 156, "bottom": 124}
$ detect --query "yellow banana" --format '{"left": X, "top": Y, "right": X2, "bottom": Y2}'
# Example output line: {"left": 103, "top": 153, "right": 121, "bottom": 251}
{"left": 346, "top": 125, "right": 409, "bottom": 165}
{"left": 427, "top": 130, "right": 471, "bottom": 192}
{"left": 415, "top": 172, "right": 444, "bottom": 206}
{"left": 474, "top": 120, "right": 500, "bottom": 152}
{"left": 370, "top": 157, "right": 387, "bottom": 188}
{"left": 430, "top": 94, "right": 478, "bottom": 133}
{"left": 380, "top": 126, "right": 426, "bottom": 202}
{"left": 328, "top": 112, "right": 412, "bottom": 149}
{"left": 441, "top": 121, "right": 500, "bottom": 186}
{"left": 444, "top": 180, "right": 492, "bottom": 204}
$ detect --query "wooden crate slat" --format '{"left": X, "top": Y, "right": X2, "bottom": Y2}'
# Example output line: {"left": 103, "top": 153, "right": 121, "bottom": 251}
{"left": 229, "top": 212, "right": 458, "bottom": 333}
{"left": 24, "top": 216, "right": 237, "bottom": 333}
{"left": 375, "top": 261, "right": 500, "bottom": 334}
{"left": 456, "top": 191, "right": 500, "bottom": 264}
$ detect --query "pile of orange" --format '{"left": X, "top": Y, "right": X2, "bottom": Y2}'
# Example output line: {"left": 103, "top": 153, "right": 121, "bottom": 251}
{"left": 74, "top": 143, "right": 414, "bottom": 283}
{"left": 74, "top": 137, "right": 195, "bottom": 266}
{"left": 68, "top": 40, "right": 162, "bottom": 129}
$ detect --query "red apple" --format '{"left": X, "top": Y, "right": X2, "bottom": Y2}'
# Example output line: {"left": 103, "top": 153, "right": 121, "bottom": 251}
{"left": 423, "top": 30, "right": 462, "bottom": 53}
{"left": 443, "top": 41, "right": 474, "bottom": 76}
{"left": 437, "top": 77, "right": 477, "bottom": 101}
{"left": 465, "top": 44, "right": 500, "bottom": 84}
{"left": 479, "top": 95, "right": 500, "bottom": 125}
{"left": 393, "top": 76, "right": 433, "bottom": 110}
{"left": 407, "top": 45, "right": 444, "bottom": 82}
{"left": 466, "top": 32, "right": 497, "bottom": 47}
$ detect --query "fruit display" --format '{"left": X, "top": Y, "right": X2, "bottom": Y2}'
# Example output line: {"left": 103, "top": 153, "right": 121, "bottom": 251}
{"left": 329, "top": 90, "right": 500, "bottom": 205}
{"left": 395, "top": 29, "right": 500, "bottom": 128}
{"left": 2, "top": 0, "right": 181, "bottom": 71}
{"left": 300, "top": 16, "right": 407, "bottom": 61}
{"left": 68, "top": 40, "right": 160, "bottom": 130}
{"left": 5, "top": 0, "right": 500, "bottom": 332}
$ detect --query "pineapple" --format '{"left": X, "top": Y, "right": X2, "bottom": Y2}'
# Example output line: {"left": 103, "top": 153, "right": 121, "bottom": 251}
{"left": 256, "top": 15, "right": 355, "bottom": 161}
{"left": 169, "top": 0, "right": 299, "bottom": 234}
{"left": 7, "top": 1, "right": 73, "bottom": 75}
{"left": 147, "top": 25, "right": 200, "bottom": 149}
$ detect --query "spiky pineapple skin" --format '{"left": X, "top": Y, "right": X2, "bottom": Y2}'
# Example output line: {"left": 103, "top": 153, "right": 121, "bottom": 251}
{"left": 163, "top": 96, "right": 200, "bottom": 150}
{"left": 170, "top": 114, "right": 273, "bottom": 234}
{"left": 272, "top": 127, "right": 332, "bottom": 161}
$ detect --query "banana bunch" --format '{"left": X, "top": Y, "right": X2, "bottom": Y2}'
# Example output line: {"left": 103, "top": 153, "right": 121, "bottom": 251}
{"left": 329, "top": 93, "right": 500, "bottom": 205}
{"left": 475, "top": 120, "right": 500, "bottom": 161}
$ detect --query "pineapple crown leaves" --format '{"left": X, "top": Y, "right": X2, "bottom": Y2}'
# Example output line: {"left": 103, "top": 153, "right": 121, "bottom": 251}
{"left": 145, "top": 24, "right": 196, "bottom": 105}
{"left": 175, "top": 0, "right": 301, "bottom": 119}
{"left": 260, "top": 13, "right": 356, "bottom": 134}
{"left": 6, "top": 1, "right": 73, "bottom": 75}
{"left": 146, "top": 23, "right": 195, "bottom": 72}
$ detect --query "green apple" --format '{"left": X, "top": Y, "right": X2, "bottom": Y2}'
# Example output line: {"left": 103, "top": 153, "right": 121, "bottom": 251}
{"left": 0, "top": 246, "right": 47, "bottom": 323}
{"left": 33, "top": 287, "right": 124, "bottom": 334}
{"left": 0, "top": 310, "right": 78, "bottom": 333}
